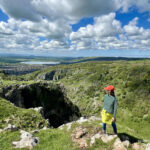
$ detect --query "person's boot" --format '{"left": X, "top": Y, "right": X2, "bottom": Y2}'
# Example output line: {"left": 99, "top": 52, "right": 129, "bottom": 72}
{"left": 113, "top": 131, "right": 117, "bottom": 136}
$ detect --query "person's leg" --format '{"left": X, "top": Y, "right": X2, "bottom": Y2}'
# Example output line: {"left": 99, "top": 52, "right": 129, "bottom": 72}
{"left": 102, "top": 123, "right": 106, "bottom": 133}
{"left": 112, "top": 122, "right": 117, "bottom": 134}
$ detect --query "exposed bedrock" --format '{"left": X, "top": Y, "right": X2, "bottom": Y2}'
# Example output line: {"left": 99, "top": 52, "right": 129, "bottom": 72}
{"left": 36, "top": 69, "right": 69, "bottom": 81}
{"left": 0, "top": 82, "right": 81, "bottom": 128}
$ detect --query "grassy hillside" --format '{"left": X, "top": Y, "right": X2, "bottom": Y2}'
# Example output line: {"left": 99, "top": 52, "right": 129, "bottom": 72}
{"left": 23, "top": 60, "right": 150, "bottom": 139}
{"left": 25, "top": 60, "right": 150, "bottom": 115}
{"left": 0, "top": 59, "right": 150, "bottom": 149}
{"left": 0, "top": 97, "right": 48, "bottom": 130}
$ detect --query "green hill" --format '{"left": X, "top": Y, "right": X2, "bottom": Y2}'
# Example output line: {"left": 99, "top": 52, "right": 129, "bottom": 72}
{"left": 24, "top": 60, "right": 150, "bottom": 138}
{"left": 0, "top": 59, "right": 150, "bottom": 149}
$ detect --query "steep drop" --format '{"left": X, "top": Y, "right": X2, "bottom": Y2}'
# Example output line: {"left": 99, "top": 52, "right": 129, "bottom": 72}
{"left": 0, "top": 82, "right": 81, "bottom": 128}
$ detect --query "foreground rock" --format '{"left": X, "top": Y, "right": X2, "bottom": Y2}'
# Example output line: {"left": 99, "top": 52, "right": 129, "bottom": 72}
{"left": 113, "top": 138, "right": 126, "bottom": 150}
{"left": 71, "top": 125, "right": 118, "bottom": 149}
{"left": 58, "top": 116, "right": 150, "bottom": 149}
{"left": 4, "top": 124, "right": 18, "bottom": 131}
{"left": 70, "top": 123, "right": 150, "bottom": 150}
{"left": 90, "top": 133, "right": 102, "bottom": 146}
{"left": 132, "top": 142, "right": 145, "bottom": 150}
{"left": 58, "top": 116, "right": 101, "bottom": 131}
{"left": 146, "top": 143, "right": 150, "bottom": 150}
{"left": 12, "top": 130, "right": 39, "bottom": 149}
{"left": 30, "top": 107, "right": 44, "bottom": 116}
{"left": 71, "top": 126, "right": 89, "bottom": 149}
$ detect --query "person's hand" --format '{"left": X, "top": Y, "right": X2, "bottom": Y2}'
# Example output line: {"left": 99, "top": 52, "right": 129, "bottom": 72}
{"left": 112, "top": 117, "right": 115, "bottom": 122}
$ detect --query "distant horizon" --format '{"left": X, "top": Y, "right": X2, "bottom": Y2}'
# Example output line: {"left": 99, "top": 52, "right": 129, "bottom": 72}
{"left": 0, "top": 52, "right": 150, "bottom": 59}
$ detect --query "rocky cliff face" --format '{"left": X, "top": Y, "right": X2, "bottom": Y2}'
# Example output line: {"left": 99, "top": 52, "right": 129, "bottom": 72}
{"left": 0, "top": 82, "right": 81, "bottom": 128}
{"left": 36, "top": 69, "right": 69, "bottom": 81}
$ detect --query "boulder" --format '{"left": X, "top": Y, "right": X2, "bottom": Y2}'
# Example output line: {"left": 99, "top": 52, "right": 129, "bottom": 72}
{"left": 113, "top": 138, "right": 126, "bottom": 150}
{"left": 4, "top": 124, "right": 18, "bottom": 131}
{"left": 58, "top": 121, "right": 74, "bottom": 130}
{"left": 90, "top": 133, "right": 102, "bottom": 146}
{"left": 122, "top": 140, "right": 130, "bottom": 148}
{"left": 146, "top": 143, "right": 150, "bottom": 150}
{"left": 66, "top": 122, "right": 73, "bottom": 131}
{"left": 41, "top": 126, "right": 48, "bottom": 130}
{"left": 71, "top": 126, "right": 88, "bottom": 149}
{"left": 31, "top": 130, "right": 39, "bottom": 135}
{"left": 89, "top": 116, "right": 101, "bottom": 121}
{"left": 31, "top": 107, "right": 44, "bottom": 116}
{"left": 132, "top": 142, "right": 144, "bottom": 150}
{"left": 74, "top": 126, "right": 88, "bottom": 139}
{"left": 12, "top": 130, "right": 39, "bottom": 149}
{"left": 101, "top": 134, "right": 117, "bottom": 143}
{"left": 76, "top": 117, "right": 88, "bottom": 124}
{"left": 58, "top": 124, "right": 65, "bottom": 130}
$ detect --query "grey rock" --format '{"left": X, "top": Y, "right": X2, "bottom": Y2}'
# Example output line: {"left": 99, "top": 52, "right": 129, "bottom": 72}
{"left": 90, "top": 133, "right": 102, "bottom": 146}
{"left": 146, "top": 143, "right": 150, "bottom": 150}
{"left": 12, "top": 130, "right": 39, "bottom": 149}
{"left": 4, "top": 124, "right": 18, "bottom": 131}
{"left": 113, "top": 138, "right": 126, "bottom": 150}
{"left": 122, "top": 140, "right": 130, "bottom": 148}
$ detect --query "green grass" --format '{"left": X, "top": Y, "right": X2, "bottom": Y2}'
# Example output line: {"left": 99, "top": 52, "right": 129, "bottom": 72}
{"left": 23, "top": 60, "right": 150, "bottom": 140}
{"left": 34, "top": 129, "right": 78, "bottom": 150}
{"left": 0, "top": 131, "right": 27, "bottom": 150}
{"left": 0, "top": 59, "right": 150, "bottom": 149}
{"left": 0, "top": 97, "right": 47, "bottom": 130}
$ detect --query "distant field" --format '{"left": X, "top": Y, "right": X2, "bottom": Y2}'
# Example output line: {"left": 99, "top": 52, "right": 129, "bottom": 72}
{"left": 0, "top": 55, "right": 149, "bottom": 64}
{"left": 1, "top": 55, "right": 149, "bottom": 75}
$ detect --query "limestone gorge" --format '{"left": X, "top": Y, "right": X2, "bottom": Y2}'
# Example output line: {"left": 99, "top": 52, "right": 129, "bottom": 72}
{"left": 0, "top": 82, "right": 80, "bottom": 128}
{"left": 0, "top": 59, "right": 150, "bottom": 150}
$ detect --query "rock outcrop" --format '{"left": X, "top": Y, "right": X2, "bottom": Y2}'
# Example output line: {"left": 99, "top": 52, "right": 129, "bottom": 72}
{"left": 71, "top": 126, "right": 89, "bottom": 149}
{"left": 12, "top": 130, "right": 39, "bottom": 150}
{"left": 59, "top": 116, "right": 101, "bottom": 130}
{"left": 37, "top": 69, "right": 69, "bottom": 81}
{"left": 4, "top": 124, "right": 18, "bottom": 132}
{"left": 58, "top": 116, "right": 149, "bottom": 150}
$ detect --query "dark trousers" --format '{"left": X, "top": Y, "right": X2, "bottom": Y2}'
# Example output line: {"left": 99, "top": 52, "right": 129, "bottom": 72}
{"left": 102, "top": 122, "right": 117, "bottom": 134}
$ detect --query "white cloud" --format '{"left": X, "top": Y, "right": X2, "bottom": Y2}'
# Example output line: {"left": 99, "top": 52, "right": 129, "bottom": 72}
{"left": 0, "top": 0, "right": 150, "bottom": 54}
{"left": 0, "top": 21, "right": 14, "bottom": 35}
{"left": 18, "top": 19, "right": 71, "bottom": 40}
{"left": 70, "top": 13, "right": 122, "bottom": 40}
{"left": 119, "top": 0, "right": 150, "bottom": 13}
{"left": 124, "top": 17, "right": 142, "bottom": 36}
{"left": 0, "top": 0, "right": 42, "bottom": 22}
{"left": 0, "top": 0, "right": 119, "bottom": 22}
{"left": 1, "top": 0, "right": 119, "bottom": 52}
{"left": 70, "top": 13, "right": 123, "bottom": 50}
{"left": 36, "top": 40, "right": 69, "bottom": 51}
{"left": 70, "top": 15, "right": 150, "bottom": 51}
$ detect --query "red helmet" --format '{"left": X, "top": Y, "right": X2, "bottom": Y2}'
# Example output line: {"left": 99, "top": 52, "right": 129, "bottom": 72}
{"left": 104, "top": 85, "right": 115, "bottom": 91}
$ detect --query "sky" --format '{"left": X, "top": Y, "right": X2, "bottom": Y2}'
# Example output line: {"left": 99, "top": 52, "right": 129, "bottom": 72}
{"left": 0, "top": 0, "right": 150, "bottom": 57}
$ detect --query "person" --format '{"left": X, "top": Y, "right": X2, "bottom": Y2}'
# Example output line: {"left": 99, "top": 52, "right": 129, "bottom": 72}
{"left": 101, "top": 85, "right": 118, "bottom": 135}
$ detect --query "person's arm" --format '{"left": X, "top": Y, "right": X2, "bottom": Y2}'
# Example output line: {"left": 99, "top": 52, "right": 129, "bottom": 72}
{"left": 101, "top": 95, "right": 106, "bottom": 113}
{"left": 102, "top": 94, "right": 106, "bottom": 108}
{"left": 113, "top": 97, "right": 118, "bottom": 118}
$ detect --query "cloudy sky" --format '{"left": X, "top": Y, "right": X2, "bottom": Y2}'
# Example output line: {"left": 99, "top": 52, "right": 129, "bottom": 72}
{"left": 0, "top": 0, "right": 150, "bottom": 57}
